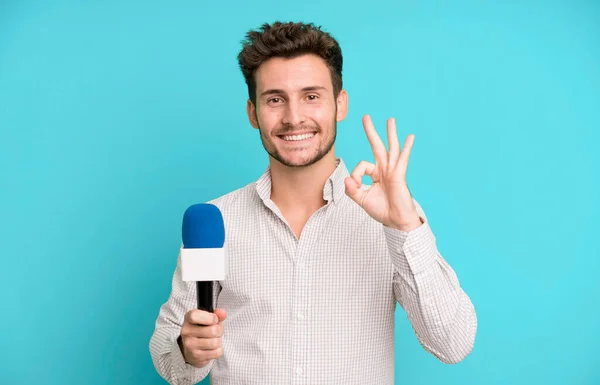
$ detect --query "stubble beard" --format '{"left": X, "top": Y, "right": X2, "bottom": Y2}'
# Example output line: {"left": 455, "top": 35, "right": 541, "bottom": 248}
{"left": 258, "top": 118, "right": 337, "bottom": 168}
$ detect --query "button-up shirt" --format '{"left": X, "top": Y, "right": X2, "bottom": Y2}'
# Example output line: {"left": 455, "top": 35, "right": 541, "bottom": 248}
{"left": 150, "top": 158, "right": 477, "bottom": 385}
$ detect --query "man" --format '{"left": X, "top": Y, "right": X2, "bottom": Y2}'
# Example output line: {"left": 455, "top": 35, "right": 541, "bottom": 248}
{"left": 150, "top": 21, "right": 477, "bottom": 384}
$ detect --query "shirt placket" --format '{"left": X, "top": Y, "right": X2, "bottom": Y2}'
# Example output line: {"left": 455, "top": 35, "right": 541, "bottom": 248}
{"left": 290, "top": 203, "right": 332, "bottom": 384}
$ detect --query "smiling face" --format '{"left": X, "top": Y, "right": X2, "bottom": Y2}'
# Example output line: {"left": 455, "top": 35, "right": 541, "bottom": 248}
{"left": 247, "top": 54, "right": 348, "bottom": 168}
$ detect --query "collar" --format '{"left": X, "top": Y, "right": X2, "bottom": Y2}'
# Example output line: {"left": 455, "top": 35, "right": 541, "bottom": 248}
{"left": 255, "top": 158, "right": 349, "bottom": 205}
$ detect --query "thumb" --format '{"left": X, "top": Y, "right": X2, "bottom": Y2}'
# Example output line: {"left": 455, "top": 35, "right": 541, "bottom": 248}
{"left": 344, "top": 177, "right": 365, "bottom": 205}
{"left": 214, "top": 308, "right": 227, "bottom": 322}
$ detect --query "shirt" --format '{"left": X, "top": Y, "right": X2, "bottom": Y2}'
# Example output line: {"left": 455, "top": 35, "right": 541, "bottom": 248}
{"left": 149, "top": 158, "right": 477, "bottom": 385}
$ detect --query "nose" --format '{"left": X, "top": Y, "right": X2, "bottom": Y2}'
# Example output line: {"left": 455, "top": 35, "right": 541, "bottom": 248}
{"left": 281, "top": 100, "right": 305, "bottom": 127}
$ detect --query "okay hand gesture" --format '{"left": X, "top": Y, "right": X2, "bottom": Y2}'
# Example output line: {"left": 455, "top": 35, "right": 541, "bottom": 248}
{"left": 344, "top": 115, "right": 423, "bottom": 232}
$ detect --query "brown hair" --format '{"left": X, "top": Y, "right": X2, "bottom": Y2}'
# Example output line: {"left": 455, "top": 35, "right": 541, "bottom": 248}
{"left": 237, "top": 21, "right": 343, "bottom": 105}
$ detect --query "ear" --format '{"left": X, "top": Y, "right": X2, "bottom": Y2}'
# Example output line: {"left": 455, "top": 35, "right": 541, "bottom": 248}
{"left": 246, "top": 99, "right": 259, "bottom": 129}
{"left": 335, "top": 89, "right": 348, "bottom": 122}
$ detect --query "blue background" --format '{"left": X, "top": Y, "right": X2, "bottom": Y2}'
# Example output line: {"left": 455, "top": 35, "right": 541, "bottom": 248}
{"left": 1, "top": 0, "right": 599, "bottom": 384}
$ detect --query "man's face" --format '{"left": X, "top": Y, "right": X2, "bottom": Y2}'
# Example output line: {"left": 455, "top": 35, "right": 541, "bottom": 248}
{"left": 247, "top": 54, "right": 347, "bottom": 168}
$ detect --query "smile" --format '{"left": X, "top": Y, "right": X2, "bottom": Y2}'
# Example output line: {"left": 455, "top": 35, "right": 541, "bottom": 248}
{"left": 278, "top": 132, "right": 316, "bottom": 141}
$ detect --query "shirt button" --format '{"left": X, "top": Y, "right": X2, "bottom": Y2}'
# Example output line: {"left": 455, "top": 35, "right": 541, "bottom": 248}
{"left": 296, "top": 313, "right": 305, "bottom": 321}
{"left": 296, "top": 367, "right": 303, "bottom": 375}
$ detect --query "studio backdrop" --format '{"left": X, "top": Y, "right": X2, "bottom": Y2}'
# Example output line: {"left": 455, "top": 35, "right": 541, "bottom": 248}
{"left": 1, "top": 0, "right": 599, "bottom": 384}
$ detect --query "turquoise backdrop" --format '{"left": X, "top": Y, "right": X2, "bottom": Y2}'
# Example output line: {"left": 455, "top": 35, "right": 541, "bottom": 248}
{"left": 1, "top": 0, "right": 599, "bottom": 384}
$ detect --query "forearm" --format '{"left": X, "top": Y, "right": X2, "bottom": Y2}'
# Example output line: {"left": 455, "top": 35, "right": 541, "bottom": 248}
{"left": 386, "top": 222, "right": 477, "bottom": 364}
{"left": 149, "top": 250, "right": 217, "bottom": 384}
{"left": 150, "top": 324, "right": 213, "bottom": 385}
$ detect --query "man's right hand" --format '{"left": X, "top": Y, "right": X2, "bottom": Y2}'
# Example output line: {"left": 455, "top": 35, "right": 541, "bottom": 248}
{"left": 179, "top": 308, "right": 227, "bottom": 368}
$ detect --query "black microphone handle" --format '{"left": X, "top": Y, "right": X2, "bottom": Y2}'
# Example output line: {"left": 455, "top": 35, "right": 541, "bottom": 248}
{"left": 196, "top": 281, "right": 214, "bottom": 312}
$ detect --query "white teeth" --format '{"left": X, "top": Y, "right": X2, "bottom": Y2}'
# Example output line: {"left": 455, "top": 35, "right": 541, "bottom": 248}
{"left": 281, "top": 133, "right": 315, "bottom": 141}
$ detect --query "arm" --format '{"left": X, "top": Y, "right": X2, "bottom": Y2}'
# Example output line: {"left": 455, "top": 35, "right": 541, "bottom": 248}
{"left": 343, "top": 115, "right": 477, "bottom": 363}
{"left": 149, "top": 249, "right": 221, "bottom": 384}
{"left": 385, "top": 199, "right": 477, "bottom": 364}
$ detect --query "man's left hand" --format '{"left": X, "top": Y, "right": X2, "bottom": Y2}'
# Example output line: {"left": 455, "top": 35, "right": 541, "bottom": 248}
{"left": 344, "top": 114, "right": 423, "bottom": 232}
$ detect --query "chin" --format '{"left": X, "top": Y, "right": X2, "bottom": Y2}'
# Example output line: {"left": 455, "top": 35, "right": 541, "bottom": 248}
{"left": 275, "top": 156, "right": 317, "bottom": 168}
{"left": 273, "top": 148, "right": 332, "bottom": 168}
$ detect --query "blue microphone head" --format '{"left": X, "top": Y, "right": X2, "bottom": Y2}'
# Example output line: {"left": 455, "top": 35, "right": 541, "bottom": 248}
{"left": 182, "top": 203, "right": 225, "bottom": 249}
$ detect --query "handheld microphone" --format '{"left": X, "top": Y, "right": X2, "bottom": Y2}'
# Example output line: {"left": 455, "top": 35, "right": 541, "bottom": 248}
{"left": 180, "top": 203, "right": 227, "bottom": 313}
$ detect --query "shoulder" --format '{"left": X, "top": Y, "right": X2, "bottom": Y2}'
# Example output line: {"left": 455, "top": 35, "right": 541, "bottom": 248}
{"left": 203, "top": 182, "right": 263, "bottom": 238}
{"left": 205, "top": 181, "right": 259, "bottom": 215}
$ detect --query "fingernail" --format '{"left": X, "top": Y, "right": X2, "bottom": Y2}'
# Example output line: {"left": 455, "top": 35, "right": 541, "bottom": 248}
{"left": 214, "top": 315, "right": 219, "bottom": 323}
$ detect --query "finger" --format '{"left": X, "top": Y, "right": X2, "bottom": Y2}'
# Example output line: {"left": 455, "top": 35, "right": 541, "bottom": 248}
{"left": 195, "top": 336, "right": 223, "bottom": 351}
{"left": 399, "top": 134, "right": 415, "bottom": 166}
{"left": 350, "top": 160, "right": 377, "bottom": 187}
{"left": 189, "top": 323, "right": 224, "bottom": 339}
{"left": 387, "top": 117, "right": 400, "bottom": 165}
{"left": 362, "top": 114, "right": 388, "bottom": 166}
{"left": 344, "top": 177, "right": 367, "bottom": 205}
{"left": 214, "top": 308, "right": 227, "bottom": 323}
{"left": 186, "top": 309, "right": 219, "bottom": 326}
{"left": 195, "top": 346, "right": 224, "bottom": 361}
{"left": 184, "top": 334, "right": 222, "bottom": 352}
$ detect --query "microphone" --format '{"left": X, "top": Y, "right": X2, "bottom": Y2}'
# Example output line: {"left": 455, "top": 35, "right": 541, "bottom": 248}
{"left": 180, "top": 203, "right": 227, "bottom": 313}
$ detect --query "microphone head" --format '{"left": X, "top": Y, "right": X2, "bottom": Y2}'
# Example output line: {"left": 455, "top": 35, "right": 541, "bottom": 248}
{"left": 182, "top": 203, "right": 225, "bottom": 249}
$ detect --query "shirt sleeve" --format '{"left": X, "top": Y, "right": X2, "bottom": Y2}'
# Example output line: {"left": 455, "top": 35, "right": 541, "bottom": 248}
{"left": 149, "top": 249, "right": 221, "bottom": 384}
{"left": 384, "top": 198, "right": 478, "bottom": 364}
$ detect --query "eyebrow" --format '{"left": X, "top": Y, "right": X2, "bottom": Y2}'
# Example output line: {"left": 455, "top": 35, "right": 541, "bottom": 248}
{"left": 260, "top": 86, "right": 327, "bottom": 97}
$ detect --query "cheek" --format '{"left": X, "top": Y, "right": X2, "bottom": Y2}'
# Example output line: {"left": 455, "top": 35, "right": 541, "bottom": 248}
{"left": 256, "top": 110, "right": 281, "bottom": 132}
{"left": 310, "top": 104, "right": 336, "bottom": 126}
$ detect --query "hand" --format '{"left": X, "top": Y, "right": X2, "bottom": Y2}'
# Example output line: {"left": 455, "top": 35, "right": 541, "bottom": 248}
{"left": 344, "top": 114, "right": 423, "bottom": 232}
{"left": 179, "top": 308, "right": 227, "bottom": 368}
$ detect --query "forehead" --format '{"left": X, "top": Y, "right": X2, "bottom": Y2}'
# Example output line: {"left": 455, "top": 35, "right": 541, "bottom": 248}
{"left": 254, "top": 54, "right": 332, "bottom": 93}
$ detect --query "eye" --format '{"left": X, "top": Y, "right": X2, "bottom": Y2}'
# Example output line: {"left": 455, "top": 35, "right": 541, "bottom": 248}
{"left": 306, "top": 94, "right": 319, "bottom": 101}
{"left": 267, "top": 97, "right": 283, "bottom": 104}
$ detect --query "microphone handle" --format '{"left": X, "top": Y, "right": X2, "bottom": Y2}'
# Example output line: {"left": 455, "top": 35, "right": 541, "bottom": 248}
{"left": 196, "top": 281, "right": 214, "bottom": 312}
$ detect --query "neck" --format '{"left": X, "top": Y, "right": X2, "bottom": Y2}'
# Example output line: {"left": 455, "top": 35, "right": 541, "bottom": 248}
{"left": 269, "top": 150, "right": 338, "bottom": 213}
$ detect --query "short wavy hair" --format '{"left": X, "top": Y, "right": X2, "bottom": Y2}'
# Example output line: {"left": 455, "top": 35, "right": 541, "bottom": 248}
{"left": 237, "top": 21, "right": 343, "bottom": 105}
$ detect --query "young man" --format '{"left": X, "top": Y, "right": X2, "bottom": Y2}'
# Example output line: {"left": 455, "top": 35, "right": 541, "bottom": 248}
{"left": 150, "top": 21, "right": 477, "bottom": 384}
